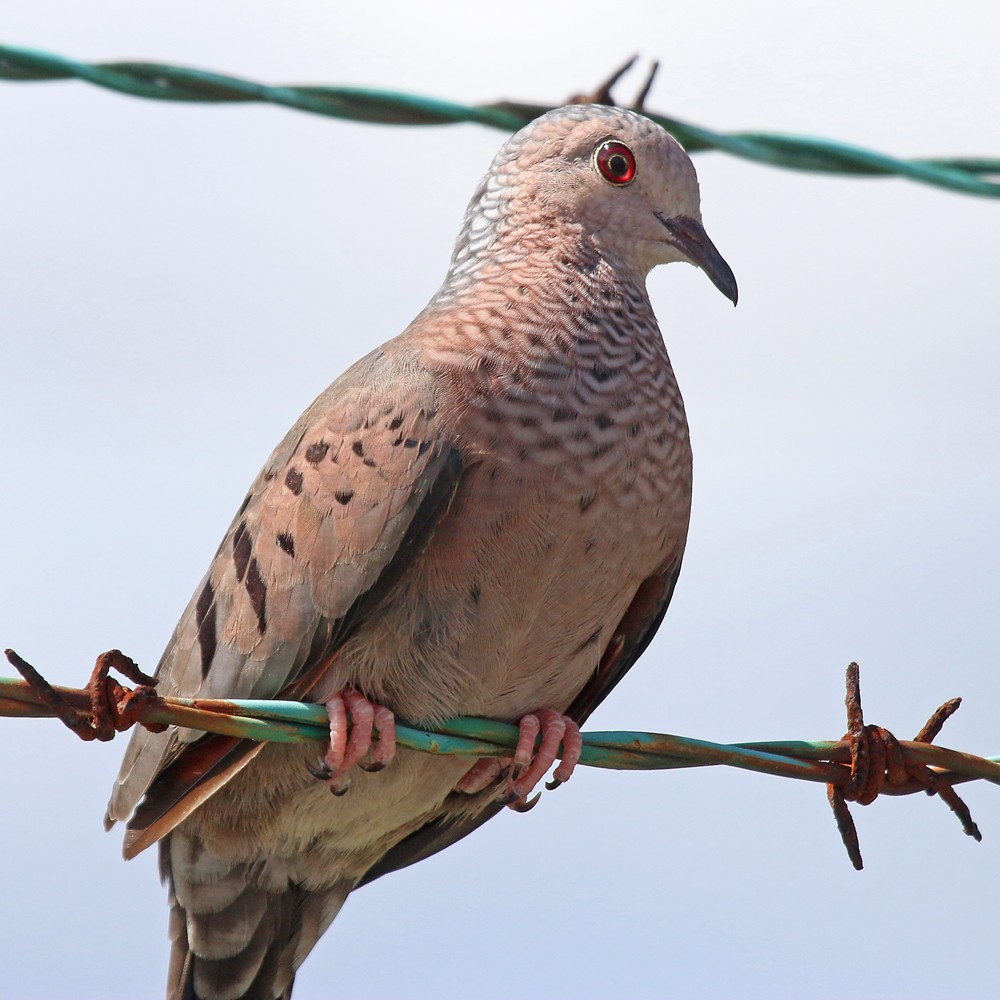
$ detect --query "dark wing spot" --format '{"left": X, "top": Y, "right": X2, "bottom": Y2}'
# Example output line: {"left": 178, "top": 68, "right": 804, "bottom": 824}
{"left": 469, "top": 582, "right": 481, "bottom": 605}
{"left": 233, "top": 520, "right": 252, "bottom": 582}
{"left": 352, "top": 441, "right": 365, "bottom": 457}
{"left": 594, "top": 413, "right": 614, "bottom": 430}
{"left": 552, "top": 407, "right": 575, "bottom": 423}
{"left": 579, "top": 491, "right": 597, "bottom": 513}
{"left": 245, "top": 557, "right": 267, "bottom": 634}
{"left": 276, "top": 532, "right": 295, "bottom": 557}
{"left": 362, "top": 456, "right": 378, "bottom": 468}
{"left": 236, "top": 492, "right": 252, "bottom": 517}
{"left": 388, "top": 414, "right": 405, "bottom": 430}
{"left": 417, "top": 440, "right": 432, "bottom": 457}
{"left": 334, "top": 489, "right": 354, "bottom": 505}
{"left": 305, "top": 441, "right": 329, "bottom": 464}
{"left": 590, "top": 363, "right": 614, "bottom": 384}
{"left": 285, "top": 468, "right": 304, "bottom": 495}
{"left": 628, "top": 423, "right": 642, "bottom": 438}
{"left": 403, "top": 438, "right": 419, "bottom": 449}
{"left": 195, "top": 579, "right": 217, "bottom": 679}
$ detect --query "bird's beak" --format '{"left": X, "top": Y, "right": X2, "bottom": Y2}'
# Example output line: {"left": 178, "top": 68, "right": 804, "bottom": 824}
{"left": 654, "top": 212, "right": 738, "bottom": 306}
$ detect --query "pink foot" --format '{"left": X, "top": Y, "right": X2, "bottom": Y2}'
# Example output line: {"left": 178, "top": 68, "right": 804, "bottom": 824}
{"left": 456, "top": 709, "right": 582, "bottom": 809}
{"left": 308, "top": 689, "right": 397, "bottom": 794}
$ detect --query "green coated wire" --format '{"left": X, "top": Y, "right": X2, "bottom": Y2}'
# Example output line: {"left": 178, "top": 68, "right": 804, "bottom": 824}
{"left": 1, "top": 43, "right": 999, "bottom": 197}
{"left": 2, "top": 676, "right": 999, "bottom": 793}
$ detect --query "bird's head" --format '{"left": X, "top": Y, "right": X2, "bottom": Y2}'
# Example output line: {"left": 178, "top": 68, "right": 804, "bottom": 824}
{"left": 451, "top": 104, "right": 737, "bottom": 305}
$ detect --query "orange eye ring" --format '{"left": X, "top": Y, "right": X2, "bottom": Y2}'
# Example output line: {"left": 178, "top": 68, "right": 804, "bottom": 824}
{"left": 594, "top": 140, "right": 636, "bottom": 185}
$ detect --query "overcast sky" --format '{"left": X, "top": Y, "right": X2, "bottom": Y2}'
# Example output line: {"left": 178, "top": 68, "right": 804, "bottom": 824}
{"left": 2, "top": 3, "right": 999, "bottom": 998}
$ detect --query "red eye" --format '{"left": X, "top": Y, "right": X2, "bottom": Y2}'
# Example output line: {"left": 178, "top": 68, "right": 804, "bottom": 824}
{"left": 595, "top": 140, "right": 636, "bottom": 185}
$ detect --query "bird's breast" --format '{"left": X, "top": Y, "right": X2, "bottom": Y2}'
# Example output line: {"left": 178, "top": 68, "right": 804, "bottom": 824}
{"left": 328, "top": 316, "right": 692, "bottom": 723}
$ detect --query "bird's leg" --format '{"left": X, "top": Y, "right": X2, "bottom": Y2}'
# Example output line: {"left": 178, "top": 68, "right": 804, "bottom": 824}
{"left": 307, "top": 689, "right": 397, "bottom": 794}
{"left": 456, "top": 709, "right": 583, "bottom": 809}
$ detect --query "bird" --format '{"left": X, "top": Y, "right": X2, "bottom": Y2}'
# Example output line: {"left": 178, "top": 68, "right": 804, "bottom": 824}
{"left": 104, "top": 102, "right": 737, "bottom": 1000}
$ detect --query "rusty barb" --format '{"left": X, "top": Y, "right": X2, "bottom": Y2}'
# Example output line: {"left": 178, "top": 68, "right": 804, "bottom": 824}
{"left": 567, "top": 54, "right": 660, "bottom": 112}
{"left": 2, "top": 648, "right": 997, "bottom": 869}
{"left": 827, "top": 662, "right": 981, "bottom": 869}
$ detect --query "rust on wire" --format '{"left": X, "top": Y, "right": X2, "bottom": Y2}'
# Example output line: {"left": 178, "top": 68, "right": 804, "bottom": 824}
{"left": 827, "top": 662, "right": 981, "bottom": 870}
{"left": 4, "top": 647, "right": 165, "bottom": 741}
{"left": 567, "top": 54, "right": 661, "bottom": 114}
{"left": 2, "top": 648, "right": 994, "bottom": 869}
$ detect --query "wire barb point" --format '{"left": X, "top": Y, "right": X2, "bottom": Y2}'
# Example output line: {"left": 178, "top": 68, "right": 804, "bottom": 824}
{"left": 826, "top": 662, "right": 981, "bottom": 869}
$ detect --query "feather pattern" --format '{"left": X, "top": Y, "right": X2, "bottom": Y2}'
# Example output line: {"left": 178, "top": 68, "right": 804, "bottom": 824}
{"left": 103, "top": 104, "right": 737, "bottom": 1000}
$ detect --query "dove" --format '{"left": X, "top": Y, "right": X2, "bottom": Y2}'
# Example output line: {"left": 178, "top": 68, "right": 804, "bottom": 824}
{"left": 104, "top": 102, "right": 737, "bottom": 1000}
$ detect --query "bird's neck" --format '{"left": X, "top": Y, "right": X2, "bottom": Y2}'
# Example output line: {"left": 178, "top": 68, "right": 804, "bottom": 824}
{"left": 405, "top": 237, "right": 670, "bottom": 396}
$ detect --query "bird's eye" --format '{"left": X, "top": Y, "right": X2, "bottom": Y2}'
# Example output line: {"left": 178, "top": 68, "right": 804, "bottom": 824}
{"left": 594, "top": 140, "right": 636, "bottom": 185}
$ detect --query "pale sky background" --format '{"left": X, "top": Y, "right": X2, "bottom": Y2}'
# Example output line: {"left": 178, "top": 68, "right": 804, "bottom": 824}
{"left": 2, "top": 3, "right": 999, "bottom": 998}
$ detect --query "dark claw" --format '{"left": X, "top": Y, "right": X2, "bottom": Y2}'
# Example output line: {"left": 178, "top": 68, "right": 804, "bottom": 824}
{"left": 507, "top": 791, "right": 542, "bottom": 813}
{"left": 356, "top": 759, "right": 386, "bottom": 773}
{"left": 329, "top": 781, "right": 350, "bottom": 797}
{"left": 545, "top": 777, "right": 563, "bottom": 791}
{"left": 305, "top": 758, "right": 332, "bottom": 781}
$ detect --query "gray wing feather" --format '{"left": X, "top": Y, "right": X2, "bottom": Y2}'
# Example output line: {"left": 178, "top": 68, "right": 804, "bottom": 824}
{"left": 107, "top": 346, "right": 456, "bottom": 827}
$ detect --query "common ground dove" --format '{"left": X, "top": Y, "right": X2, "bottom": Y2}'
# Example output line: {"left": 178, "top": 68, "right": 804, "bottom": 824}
{"left": 105, "top": 103, "right": 737, "bottom": 1000}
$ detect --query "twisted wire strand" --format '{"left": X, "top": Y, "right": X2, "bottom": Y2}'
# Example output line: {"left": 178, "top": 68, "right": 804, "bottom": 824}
{"left": 2, "top": 44, "right": 999, "bottom": 197}
{"left": 2, "top": 675, "right": 998, "bottom": 792}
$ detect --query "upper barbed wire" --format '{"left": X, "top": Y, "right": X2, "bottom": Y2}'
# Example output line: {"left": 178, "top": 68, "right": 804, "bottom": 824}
{"left": 2, "top": 43, "right": 999, "bottom": 197}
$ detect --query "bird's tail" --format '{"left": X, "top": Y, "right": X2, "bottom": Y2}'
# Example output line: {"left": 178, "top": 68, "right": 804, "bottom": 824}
{"left": 162, "top": 831, "right": 351, "bottom": 1000}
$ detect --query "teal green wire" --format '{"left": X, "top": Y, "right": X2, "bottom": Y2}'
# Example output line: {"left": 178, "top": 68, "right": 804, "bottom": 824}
{"left": 3, "top": 676, "right": 1000, "bottom": 789}
{"left": 1, "top": 43, "right": 998, "bottom": 197}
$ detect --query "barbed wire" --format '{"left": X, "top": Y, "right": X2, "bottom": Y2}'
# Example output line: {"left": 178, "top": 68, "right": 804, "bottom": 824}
{"left": 3, "top": 651, "right": 998, "bottom": 869}
{"left": 2, "top": 43, "right": 999, "bottom": 197}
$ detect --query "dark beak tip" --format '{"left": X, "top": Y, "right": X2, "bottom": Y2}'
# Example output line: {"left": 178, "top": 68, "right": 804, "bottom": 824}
{"left": 708, "top": 265, "right": 738, "bottom": 308}
{"left": 655, "top": 212, "right": 738, "bottom": 309}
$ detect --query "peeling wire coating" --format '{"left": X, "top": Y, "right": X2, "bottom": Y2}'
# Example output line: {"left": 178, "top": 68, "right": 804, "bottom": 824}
{"left": 2, "top": 671, "right": 997, "bottom": 789}
{"left": 2, "top": 43, "right": 999, "bottom": 197}
{"left": 4, "top": 647, "right": 998, "bottom": 869}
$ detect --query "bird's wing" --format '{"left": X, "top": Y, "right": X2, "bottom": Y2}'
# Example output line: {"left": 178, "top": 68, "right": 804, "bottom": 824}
{"left": 106, "top": 345, "right": 468, "bottom": 857}
{"left": 564, "top": 554, "right": 684, "bottom": 725}
{"left": 357, "top": 554, "right": 684, "bottom": 887}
